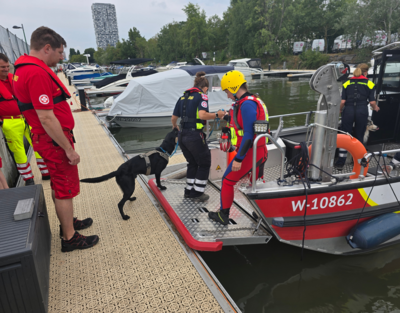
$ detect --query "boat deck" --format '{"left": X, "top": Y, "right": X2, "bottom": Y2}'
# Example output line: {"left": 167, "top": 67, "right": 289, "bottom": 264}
{"left": 27, "top": 73, "right": 229, "bottom": 313}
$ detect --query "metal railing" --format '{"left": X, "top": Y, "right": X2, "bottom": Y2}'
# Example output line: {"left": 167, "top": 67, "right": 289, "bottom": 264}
{"left": 252, "top": 134, "right": 286, "bottom": 192}
{"left": 268, "top": 110, "right": 315, "bottom": 127}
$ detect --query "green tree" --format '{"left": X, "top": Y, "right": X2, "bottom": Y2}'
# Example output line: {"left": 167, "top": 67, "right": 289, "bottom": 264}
{"left": 83, "top": 48, "right": 96, "bottom": 63}
{"left": 94, "top": 47, "right": 106, "bottom": 65}
{"left": 70, "top": 54, "right": 86, "bottom": 63}
{"left": 76, "top": 50, "right": 81, "bottom": 55}
{"left": 69, "top": 48, "right": 77, "bottom": 59}
{"left": 182, "top": 3, "right": 209, "bottom": 58}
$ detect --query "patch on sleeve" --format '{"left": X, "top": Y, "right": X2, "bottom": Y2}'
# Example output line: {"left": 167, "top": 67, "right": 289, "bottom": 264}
{"left": 201, "top": 101, "right": 208, "bottom": 108}
{"left": 201, "top": 94, "right": 208, "bottom": 100}
{"left": 39, "top": 94, "right": 50, "bottom": 105}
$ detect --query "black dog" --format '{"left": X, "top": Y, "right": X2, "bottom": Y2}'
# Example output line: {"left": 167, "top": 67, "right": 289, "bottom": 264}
{"left": 81, "top": 128, "right": 178, "bottom": 220}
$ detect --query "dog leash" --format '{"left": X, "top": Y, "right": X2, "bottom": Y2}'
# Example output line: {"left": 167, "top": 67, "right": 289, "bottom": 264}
{"left": 160, "top": 141, "right": 179, "bottom": 158}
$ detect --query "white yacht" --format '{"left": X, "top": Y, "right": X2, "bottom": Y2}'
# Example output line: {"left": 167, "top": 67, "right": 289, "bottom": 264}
{"left": 227, "top": 58, "right": 263, "bottom": 76}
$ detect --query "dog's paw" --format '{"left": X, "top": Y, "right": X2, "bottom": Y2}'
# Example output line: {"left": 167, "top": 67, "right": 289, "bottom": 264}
{"left": 122, "top": 215, "right": 130, "bottom": 220}
{"left": 158, "top": 185, "right": 167, "bottom": 190}
{"left": 129, "top": 197, "right": 136, "bottom": 201}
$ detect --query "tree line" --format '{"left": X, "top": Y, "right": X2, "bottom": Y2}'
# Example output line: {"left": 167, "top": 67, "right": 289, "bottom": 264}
{"left": 69, "top": 0, "right": 400, "bottom": 66}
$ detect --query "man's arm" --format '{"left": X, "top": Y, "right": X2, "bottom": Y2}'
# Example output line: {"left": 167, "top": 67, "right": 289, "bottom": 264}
{"left": 171, "top": 115, "right": 179, "bottom": 130}
{"left": 36, "top": 109, "right": 80, "bottom": 165}
{"left": 198, "top": 110, "right": 225, "bottom": 120}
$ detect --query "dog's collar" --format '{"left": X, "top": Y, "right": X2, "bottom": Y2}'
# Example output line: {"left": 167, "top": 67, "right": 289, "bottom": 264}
{"left": 159, "top": 141, "right": 179, "bottom": 158}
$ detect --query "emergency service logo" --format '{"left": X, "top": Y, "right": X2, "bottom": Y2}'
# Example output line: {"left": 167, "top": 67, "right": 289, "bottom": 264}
{"left": 201, "top": 94, "right": 208, "bottom": 101}
{"left": 201, "top": 101, "right": 208, "bottom": 108}
{"left": 39, "top": 95, "right": 50, "bottom": 105}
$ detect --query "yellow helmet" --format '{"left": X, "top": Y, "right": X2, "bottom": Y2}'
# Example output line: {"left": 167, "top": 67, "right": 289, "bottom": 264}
{"left": 221, "top": 70, "right": 246, "bottom": 94}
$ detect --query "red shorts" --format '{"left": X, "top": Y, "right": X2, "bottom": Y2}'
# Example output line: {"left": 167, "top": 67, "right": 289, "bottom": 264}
{"left": 32, "top": 131, "right": 80, "bottom": 199}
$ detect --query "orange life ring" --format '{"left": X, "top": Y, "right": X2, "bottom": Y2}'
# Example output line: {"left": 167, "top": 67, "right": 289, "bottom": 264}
{"left": 308, "top": 134, "right": 368, "bottom": 179}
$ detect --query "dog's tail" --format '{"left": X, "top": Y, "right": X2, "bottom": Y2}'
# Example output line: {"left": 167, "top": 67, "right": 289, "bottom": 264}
{"left": 80, "top": 171, "right": 117, "bottom": 183}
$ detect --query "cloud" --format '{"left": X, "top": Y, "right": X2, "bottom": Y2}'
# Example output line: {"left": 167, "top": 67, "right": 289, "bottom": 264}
{"left": 151, "top": 1, "right": 167, "bottom": 9}
{"left": 0, "top": 0, "right": 230, "bottom": 57}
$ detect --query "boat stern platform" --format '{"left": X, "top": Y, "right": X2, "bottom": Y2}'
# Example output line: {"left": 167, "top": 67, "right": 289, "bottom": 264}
{"left": 148, "top": 178, "right": 272, "bottom": 251}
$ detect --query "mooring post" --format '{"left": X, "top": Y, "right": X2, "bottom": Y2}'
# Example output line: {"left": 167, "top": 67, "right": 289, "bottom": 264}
{"left": 77, "top": 87, "right": 88, "bottom": 111}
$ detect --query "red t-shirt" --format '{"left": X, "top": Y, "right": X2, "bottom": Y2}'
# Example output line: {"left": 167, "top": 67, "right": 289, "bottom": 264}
{"left": 0, "top": 78, "right": 21, "bottom": 117}
{"left": 13, "top": 61, "right": 74, "bottom": 134}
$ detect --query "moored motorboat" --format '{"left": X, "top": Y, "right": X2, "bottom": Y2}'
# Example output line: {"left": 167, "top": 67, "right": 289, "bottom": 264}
{"left": 144, "top": 42, "right": 400, "bottom": 254}
{"left": 107, "top": 65, "right": 234, "bottom": 127}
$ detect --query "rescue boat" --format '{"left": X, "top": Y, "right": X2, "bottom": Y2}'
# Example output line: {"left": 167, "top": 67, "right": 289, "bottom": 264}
{"left": 143, "top": 42, "right": 400, "bottom": 255}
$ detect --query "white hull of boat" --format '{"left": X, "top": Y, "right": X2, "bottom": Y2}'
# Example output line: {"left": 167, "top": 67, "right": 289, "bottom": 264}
{"left": 111, "top": 103, "right": 232, "bottom": 128}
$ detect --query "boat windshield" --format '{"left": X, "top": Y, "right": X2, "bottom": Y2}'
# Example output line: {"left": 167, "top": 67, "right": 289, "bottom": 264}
{"left": 247, "top": 59, "right": 262, "bottom": 69}
{"left": 381, "top": 57, "right": 400, "bottom": 91}
{"left": 228, "top": 62, "right": 248, "bottom": 68}
{"left": 206, "top": 74, "right": 222, "bottom": 92}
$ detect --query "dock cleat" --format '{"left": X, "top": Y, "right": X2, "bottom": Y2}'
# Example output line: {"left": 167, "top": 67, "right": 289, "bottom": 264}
{"left": 208, "top": 208, "right": 230, "bottom": 226}
{"left": 59, "top": 217, "right": 93, "bottom": 238}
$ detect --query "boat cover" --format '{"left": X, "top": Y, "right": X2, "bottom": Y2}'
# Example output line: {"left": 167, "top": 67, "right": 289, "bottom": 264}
{"left": 93, "top": 70, "right": 158, "bottom": 89}
{"left": 108, "top": 67, "right": 233, "bottom": 116}
{"left": 110, "top": 58, "right": 154, "bottom": 65}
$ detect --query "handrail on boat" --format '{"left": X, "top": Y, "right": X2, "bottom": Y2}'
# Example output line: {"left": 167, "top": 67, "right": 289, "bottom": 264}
{"left": 365, "top": 149, "right": 400, "bottom": 161}
{"left": 269, "top": 110, "right": 315, "bottom": 127}
{"left": 252, "top": 134, "right": 285, "bottom": 192}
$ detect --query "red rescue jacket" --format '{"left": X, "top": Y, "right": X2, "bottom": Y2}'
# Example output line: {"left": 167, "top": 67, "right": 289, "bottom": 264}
{"left": 14, "top": 55, "right": 71, "bottom": 113}
{"left": 229, "top": 95, "right": 268, "bottom": 148}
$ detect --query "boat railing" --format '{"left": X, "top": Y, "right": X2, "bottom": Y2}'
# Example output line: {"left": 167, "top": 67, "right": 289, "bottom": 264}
{"left": 268, "top": 110, "right": 315, "bottom": 127}
{"left": 252, "top": 134, "right": 286, "bottom": 192}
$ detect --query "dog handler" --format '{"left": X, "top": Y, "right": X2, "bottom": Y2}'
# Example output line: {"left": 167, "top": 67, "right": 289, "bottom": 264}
{"left": 171, "top": 71, "right": 225, "bottom": 201}
{"left": 13, "top": 27, "right": 99, "bottom": 252}
{"left": 335, "top": 63, "right": 380, "bottom": 169}
{"left": 0, "top": 53, "right": 50, "bottom": 185}
{"left": 209, "top": 70, "right": 268, "bottom": 225}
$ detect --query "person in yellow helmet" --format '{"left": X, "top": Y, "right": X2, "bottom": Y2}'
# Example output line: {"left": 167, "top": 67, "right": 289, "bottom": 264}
{"left": 209, "top": 70, "right": 268, "bottom": 225}
{"left": 0, "top": 53, "right": 50, "bottom": 185}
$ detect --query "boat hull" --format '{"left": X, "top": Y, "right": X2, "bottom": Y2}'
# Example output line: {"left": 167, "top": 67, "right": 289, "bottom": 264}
{"left": 246, "top": 179, "right": 400, "bottom": 254}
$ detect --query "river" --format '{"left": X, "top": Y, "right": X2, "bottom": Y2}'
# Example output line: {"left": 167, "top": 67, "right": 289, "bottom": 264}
{"left": 108, "top": 77, "right": 400, "bottom": 312}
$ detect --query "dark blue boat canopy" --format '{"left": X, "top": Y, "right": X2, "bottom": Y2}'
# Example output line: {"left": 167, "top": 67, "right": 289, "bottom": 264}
{"left": 179, "top": 65, "right": 234, "bottom": 76}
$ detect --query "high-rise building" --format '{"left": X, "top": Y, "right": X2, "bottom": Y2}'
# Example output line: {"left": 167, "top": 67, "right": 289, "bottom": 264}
{"left": 91, "top": 3, "right": 119, "bottom": 49}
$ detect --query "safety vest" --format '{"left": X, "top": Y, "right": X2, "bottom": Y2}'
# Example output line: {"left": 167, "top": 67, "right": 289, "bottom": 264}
{"left": 14, "top": 55, "right": 71, "bottom": 113}
{"left": 0, "top": 73, "right": 17, "bottom": 103}
{"left": 229, "top": 95, "right": 269, "bottom": 147}
{"left": 179, "top": 87, "right": 206, "bottom": 130}
{"left": 343, "top": 77, "right": 375, "bottom": 106}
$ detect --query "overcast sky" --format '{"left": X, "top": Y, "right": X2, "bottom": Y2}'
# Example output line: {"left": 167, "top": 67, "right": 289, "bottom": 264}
{"left": 1, "top": 0, "right": 230, "bottom": 58}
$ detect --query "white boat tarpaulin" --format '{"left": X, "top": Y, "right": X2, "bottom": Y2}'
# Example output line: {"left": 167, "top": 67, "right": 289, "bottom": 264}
{"left": 108, "top": 69, "right": 231, "bottom": 116}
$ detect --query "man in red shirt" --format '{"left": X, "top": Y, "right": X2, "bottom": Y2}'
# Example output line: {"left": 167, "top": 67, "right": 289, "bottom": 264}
{"left": 0, "top": 53, "right": 50, "bottom": 185}
{"left": 14, "top": 26, "right": 99, "bottom": 252}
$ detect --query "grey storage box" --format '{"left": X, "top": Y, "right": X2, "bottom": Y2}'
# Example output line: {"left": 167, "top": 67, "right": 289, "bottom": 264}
{"left": 0, "top": 185, "right": 51, "bottom": 313}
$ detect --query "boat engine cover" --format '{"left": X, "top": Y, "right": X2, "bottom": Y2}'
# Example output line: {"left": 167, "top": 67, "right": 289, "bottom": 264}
{"left": 347, "top": 213, "right": 400, "bottom": 249}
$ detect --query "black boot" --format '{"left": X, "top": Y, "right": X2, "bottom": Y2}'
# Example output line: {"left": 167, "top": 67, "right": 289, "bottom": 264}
{"left": 208, "top": 208, "right": 230, "bottom": 225}
{"left": 25, "top": 178, "right": 35, "bottom": 186}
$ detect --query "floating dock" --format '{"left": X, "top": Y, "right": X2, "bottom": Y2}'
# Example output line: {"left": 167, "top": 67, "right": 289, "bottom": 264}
{"left": 252, "top": 69, "right": 315, "bottom": 79}
{"left": 26, "top": 73, "right": 238, "bottom": 312}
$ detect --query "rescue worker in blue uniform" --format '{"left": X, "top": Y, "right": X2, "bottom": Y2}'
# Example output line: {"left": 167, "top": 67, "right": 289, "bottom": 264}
{"left": 171, "top": 71, "right": 225, "bottom": 201}
{"left": 336, "top": 63, "right": 380, "bottom": 169}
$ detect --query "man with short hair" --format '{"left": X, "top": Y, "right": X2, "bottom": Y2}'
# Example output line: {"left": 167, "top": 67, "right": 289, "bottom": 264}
{"left": 0, "top": 53, "right": 50, "bottom": 185}
{"left": 13, "top": 26, "right": 99, "bottom": 252}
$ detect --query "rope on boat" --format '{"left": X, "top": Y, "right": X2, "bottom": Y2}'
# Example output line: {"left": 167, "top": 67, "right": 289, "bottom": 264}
{"left": 310, "top": 123, "right": 353, "bottom": 139}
